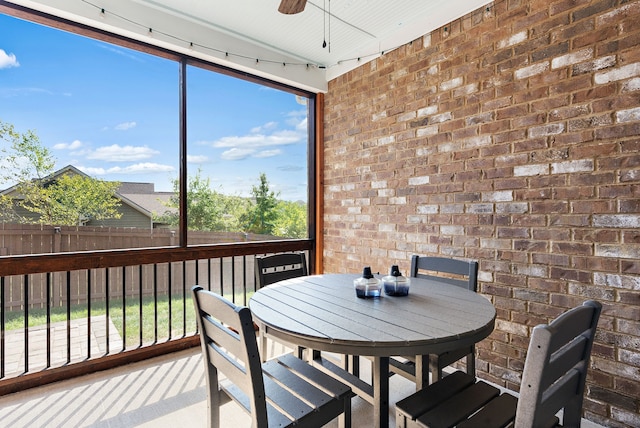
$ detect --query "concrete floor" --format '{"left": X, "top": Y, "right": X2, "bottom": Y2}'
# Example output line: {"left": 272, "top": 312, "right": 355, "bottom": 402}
{"left": 0, "top": 344, "right": 419, "bottom": 428}
{"left": 0, "top": 344, "right": 605, "bottom": 428}
{"left": 4, "top": 316, "right": 123, "bottom": 378}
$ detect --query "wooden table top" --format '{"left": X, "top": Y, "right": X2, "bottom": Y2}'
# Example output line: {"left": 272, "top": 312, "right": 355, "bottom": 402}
{"left": 249, "top": 273, "right": 496, "bottom": 357}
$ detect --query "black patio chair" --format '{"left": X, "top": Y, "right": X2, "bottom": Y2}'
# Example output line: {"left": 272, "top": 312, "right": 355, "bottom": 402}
{"left": 192, "top": 286, "right": 352, "bottom": 428}
{"left": 255, "top": 252, "right": 308, "bottom": 288}
{"left": 389, "top": 255, "right": 479, "bottom": 386}
{"left": 255, "top": 252, "right": 308, "bottom": 359}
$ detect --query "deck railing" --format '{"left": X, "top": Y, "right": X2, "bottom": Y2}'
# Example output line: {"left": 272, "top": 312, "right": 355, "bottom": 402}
{"left": 0, "top": 239, "right": 313, "bottom": 395}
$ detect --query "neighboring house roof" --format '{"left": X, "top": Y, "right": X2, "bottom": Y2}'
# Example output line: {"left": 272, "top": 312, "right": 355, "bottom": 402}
{"left": 120, "top": 192, "right": 176, "bottom": 218}
{"left": 117, "top": 181, "right": 156, "bottom": 194}
{"left": 0, "top": 164, "right": 86, "bottom": 198}
{"left": 1, "top": 165, "right": 177, "bottom": 227}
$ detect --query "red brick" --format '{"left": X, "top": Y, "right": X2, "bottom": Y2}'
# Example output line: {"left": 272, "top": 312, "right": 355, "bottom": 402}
{"left": 323, "top": 2, "right": 640, "bottom": 425}
{"left": 572, "top": 0, "right": 617, "bottom": 21}
{"left": 550, "top": 0, "right": 584, "bottom": 16}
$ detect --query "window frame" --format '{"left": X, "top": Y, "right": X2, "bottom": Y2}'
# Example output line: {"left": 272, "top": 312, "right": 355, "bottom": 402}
{"left": 0, "top": 1, "right": 318, "bottom": 249}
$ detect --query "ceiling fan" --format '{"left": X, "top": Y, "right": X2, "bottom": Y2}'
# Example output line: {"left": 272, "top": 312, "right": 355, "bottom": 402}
{"left": 278, "top": 0, "right": 307, "bottom": 14}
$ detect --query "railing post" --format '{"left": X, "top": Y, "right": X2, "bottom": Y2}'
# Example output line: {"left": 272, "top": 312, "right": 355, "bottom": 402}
{"left": 52, "top": 227, "right": 62, "bottom": 308}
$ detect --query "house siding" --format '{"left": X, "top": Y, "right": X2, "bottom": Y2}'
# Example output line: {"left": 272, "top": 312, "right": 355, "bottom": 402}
{"left": 5, "top": 199, "right": 151, "bottom": 228}
{"left": 323, "top": 1, "right": 640, "bottom": 427}
{"left": 87, "top": 203, "right": 151, "bottom": 228}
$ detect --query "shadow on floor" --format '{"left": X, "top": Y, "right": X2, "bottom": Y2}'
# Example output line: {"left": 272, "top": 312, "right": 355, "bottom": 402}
{"left": 0, "top": 344, "right": 604, "bottom": 428}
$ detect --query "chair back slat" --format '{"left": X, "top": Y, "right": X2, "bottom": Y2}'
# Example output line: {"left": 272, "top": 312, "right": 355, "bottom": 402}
{"left": 536, "top": 368, "right": 581, "bottom": 420}
{"left": 410, "top": 255, "right": 478, "bottom": 291}
{"left": 204, "top": 341, "right": 255, "bottom": 396}
{"left": 515, "top": 300, "right": 602, "bottom": 428}
{"left": 541, "top": 335, "right": 588, "bottom": 391}
{"left": 255, "top": 252, "right": 308, "bottom": 288}
{"left": 547, "top": 305, "right": 600, "bottom": 352}
{"left": 200, "top": 314, "right": 246, "bottom": 360}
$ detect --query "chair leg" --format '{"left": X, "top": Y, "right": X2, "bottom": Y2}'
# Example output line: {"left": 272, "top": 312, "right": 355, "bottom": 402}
{"left": 259, "top": 330, "right": 268, "bottom": 362}
{"left": 429, "top": 354, "right": 444, "bottom": 383}
{"left": 351, "top": 355, "right": 360, "bottom": 377}
{"left": 466, "top": 351, "right": 475, "bottom": 377}
{"left": 415, "top": 354, "right": 429, "bottom": 390}
{"left": 339, "top": 394, "right": 352, "bottom": 428}
{"left": 562, "top": 398, "right": 583, "bottom": 427}
{"left": 340, "top": 355, "right": 348, "bottom": 370}
{"left": 207, "top": 371, "right": 221, "bottom": 428}
{"left": 340, "top": 355, "right": 360, "bottom": 377}
{"left": 296, "top": 345, "right": 305, "bottom": 359}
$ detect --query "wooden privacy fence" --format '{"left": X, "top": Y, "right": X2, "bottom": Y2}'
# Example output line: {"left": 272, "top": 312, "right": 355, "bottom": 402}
{"left": 0, "top": 223, "right": 279, "bottom": 311}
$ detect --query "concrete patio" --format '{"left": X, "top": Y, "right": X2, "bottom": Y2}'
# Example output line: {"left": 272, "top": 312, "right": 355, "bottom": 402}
{"left": 0, "top": 340, "right": 606, "bottom": 428}
{"left": 3, "top": 316, "right": 123, "bottom": 377}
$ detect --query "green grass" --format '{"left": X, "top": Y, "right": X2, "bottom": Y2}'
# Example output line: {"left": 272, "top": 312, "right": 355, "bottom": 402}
{"left": 3, "top": 291, "right": 250, "bottom": 346}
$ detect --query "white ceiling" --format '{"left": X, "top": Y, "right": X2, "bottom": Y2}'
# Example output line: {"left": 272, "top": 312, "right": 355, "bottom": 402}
{"left": 7, "top": 0, "right": 491, "bottom": 92}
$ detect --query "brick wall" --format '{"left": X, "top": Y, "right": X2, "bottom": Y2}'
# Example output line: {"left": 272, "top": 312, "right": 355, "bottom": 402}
{"left": 323, "top": 1, "right": 640, "bottom": 426}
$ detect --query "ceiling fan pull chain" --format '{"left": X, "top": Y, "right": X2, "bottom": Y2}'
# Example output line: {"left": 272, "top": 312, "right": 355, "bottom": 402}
{"left": 323, "top": 0, "right": 327, "bottom": 48}
{"left": 328, "top": 0, "right": 331, "bottom": 52}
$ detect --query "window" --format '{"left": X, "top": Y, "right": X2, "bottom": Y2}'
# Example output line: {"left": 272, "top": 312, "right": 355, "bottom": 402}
{"left": 0, "top": 11, "right": 311, "bottom": 255}
{"left": 184, "top": 63, "right": 309, "bottom": 243}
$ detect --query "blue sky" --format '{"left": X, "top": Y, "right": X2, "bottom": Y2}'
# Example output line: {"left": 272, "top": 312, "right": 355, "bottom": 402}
{"left": 0, "top": 13, "right": 308, "bottom": 201}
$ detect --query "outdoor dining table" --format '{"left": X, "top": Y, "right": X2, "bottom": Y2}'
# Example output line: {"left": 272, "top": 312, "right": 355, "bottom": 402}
{"left": 248, "top": 273, "right": 496, "bottom": 428}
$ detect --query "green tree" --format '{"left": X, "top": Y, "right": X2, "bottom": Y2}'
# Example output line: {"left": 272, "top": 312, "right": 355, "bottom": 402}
{"left": 0, "top": 121, "right": 54, "bottom": 221}
{"left": 0, "top": 121, "right": 122, "bottom": 226}
{"left": 158, "top": 169, "right": 249, "bottom": 231}
{"left": 273, "top": 200, "right": 307, "bottom": 238}
{"left": 40, "top": 174, "right": 122, "bottom": 225}
{"left": 241, "top": 172, "right": 279, "bottom": 235}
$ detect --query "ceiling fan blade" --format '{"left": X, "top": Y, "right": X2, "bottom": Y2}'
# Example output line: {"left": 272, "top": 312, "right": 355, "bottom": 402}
{"left": 278, "top": 0, "right": 307, "bottom": 14}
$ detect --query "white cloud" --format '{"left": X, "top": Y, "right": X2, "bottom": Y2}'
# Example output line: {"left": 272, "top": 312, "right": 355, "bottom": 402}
{"left": 101, "top": 121, "right": 137, "bottom": 132}
{"left": 107, "top": 163, "right": 175, "bottom": 174}
{"left": 0, "top": 87, "right": 52, "bottom": 98}
{"left": 187, "top": 154, "right": 209, "bottom": 164}
{"left": 53, "top": 140, "right": 83, "bottom": 150}
{"left": 97, "top": 43, "right": 144, "bottom": 62}
{"left": 213, "top": 129, "right": 301, "bottom": 149}
{"left": 87, "top": 144, "right": 159, "bottom": 162}
{"left": 295, "top": 117, "right": 307, "bottom": 131}
{"left": 250, "top": 121, "right": 277, "bottom": 133}
{"left": 278, "top": 165, "right": 304, "bottom": 172}
{"left": 201, "top": 118, "right": 307, "bottom": 162}
{"left": 78, "top": 167, "right": 106, "bottom": 176}
{"left": 0, "top": 49, "right": 19, "bottom": 69}
{"left": 115, "top": 121, "right": 136, "bottom": 131}
{"left": 115, "top": 122, "right": 136, "bottom": 131}
{"left": 285, "top": 110, "right": 308, "bottom": 131}
{"left": 79, "top": 163, "right": 175, "bottom": 175}
{"left": 254, "top": 149, "right": 282, "bottom": 158}
{"left": 221, "top": 148, "right": 255, "bottom": 160}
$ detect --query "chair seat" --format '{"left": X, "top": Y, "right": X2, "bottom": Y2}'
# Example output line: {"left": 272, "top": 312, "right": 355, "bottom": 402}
{"left": 224, "top": 353, "right": 353, "bottom": 427}
{"left": 396, "top": 370, "right": 519, "bottom": 428}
